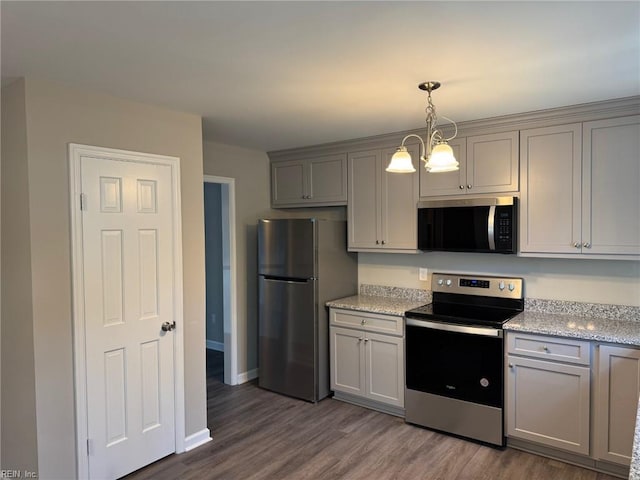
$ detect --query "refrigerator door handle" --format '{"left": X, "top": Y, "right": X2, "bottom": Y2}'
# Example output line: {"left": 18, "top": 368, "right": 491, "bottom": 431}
{"left": 262, "top": 275, "right": 314, "bottom": 283}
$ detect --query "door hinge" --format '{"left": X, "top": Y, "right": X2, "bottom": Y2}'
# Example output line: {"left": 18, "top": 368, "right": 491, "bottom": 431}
{"left": 87, "top": 438, "right": 93, "bottom": 456}
{"left": 80, "top": 193, "right": 87, "bottom": 211}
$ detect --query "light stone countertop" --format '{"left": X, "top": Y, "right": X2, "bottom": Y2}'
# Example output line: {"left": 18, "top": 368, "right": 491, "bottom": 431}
{"left": 504, "top": 311, "right": 640, "bottom": 347}
{"left": 326, "top": 294, "right": 426, "bottom": 317}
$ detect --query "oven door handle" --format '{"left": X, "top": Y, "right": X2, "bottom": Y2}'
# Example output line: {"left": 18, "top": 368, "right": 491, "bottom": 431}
{"left": 406, "top": 318, "right": 503, "bottom": 338}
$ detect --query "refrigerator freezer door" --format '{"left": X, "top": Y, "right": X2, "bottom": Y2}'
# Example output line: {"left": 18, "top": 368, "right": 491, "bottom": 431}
{"left": 257, "top": 219, "right": 315, "bottom": 279}
{"left": 258, "top": 276, "right": 316, "bottom": 401}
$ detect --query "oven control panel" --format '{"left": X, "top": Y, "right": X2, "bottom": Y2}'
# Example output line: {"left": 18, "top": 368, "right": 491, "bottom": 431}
{"left": 432, "top": 273, "right": 523, "bottom": 299}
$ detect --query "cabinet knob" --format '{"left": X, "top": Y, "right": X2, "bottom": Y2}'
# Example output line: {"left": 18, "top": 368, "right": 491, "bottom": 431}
{"left": 509, "top": 363, "right": 514, "bottom": 369}
{"left": 583, "top": 242, "right": 591, "bottom": 249}
{"left": 543, "top": 346, "right": 549, "bottom": 352}
{"left": 364, "top": 338, "right": 369, "bottom": 343}
{"left": 358, "top": 337, "right": 363, "bottom": 343}
{"left": 381, "top": 240, "right": 386, "bottom": 245}
{"left": 361, "top": 319, "right": 366, "bottom": 325}
{"left": 573, "top": 242, "right": 581, "bottom": 248}
{"left": 467, "top": 184, "right": 472, "bottom": 189}
{"left": 376, "top": 240, "right": 380, "bottom": 245}
{"left": 459, "top": 185, "right": 465, "bottom": 190}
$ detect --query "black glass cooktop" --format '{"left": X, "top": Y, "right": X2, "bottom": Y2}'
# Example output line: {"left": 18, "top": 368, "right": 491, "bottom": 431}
{"left": 405, "top": 293, "right": 524, "bottom": 328}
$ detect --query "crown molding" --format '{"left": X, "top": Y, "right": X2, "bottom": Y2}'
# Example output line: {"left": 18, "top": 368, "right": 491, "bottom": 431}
{"left": 268, "top": 96, "right": 640, "bottom": 161}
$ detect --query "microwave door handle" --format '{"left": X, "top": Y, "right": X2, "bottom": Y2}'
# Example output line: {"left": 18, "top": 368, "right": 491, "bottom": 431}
{"left": 488, "top": 205, "right": 496, "bottom": 251}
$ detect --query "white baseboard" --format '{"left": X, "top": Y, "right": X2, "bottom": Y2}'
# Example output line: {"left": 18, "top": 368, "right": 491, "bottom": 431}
{"left": 236, "top": 368, "right": 258, "bottom": 384}
{"left": 184, "top": 428, "right": 212, "bottom": 452}
{"left": 206, "top": 340, "right": 224, "bottom": 352}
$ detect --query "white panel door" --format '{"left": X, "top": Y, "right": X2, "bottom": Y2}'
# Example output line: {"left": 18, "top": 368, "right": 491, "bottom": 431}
{"left": 81, "top": 156, "right": 176, "bottom": 479}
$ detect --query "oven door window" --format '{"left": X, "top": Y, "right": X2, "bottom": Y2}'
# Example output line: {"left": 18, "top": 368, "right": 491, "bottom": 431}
{"left": 405, "top": 324, "right": 503, "bottom": 407}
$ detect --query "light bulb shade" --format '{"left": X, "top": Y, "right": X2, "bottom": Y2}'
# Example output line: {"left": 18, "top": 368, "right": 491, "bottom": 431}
{"left": 424, "top": 143, "right": 459, "bottom": 173}
{"left": 386, "top": 147, "right": 416, "bottom": 173}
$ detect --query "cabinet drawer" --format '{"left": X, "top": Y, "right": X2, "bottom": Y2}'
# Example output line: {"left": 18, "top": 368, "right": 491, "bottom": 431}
{"left": 330, "top": 309, "right": 403, "bottom": 336}
{"left": 507, "top": 332, "right": 590, "bottom": 365}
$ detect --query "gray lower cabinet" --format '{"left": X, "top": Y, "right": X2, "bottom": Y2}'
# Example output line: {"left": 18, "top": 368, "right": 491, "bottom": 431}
{"left": 329, "top": 308, "right": 404, "bottom": 415}
{"left": 595, "top": 345, "right": 640, "bottom": 466}
{"left": 506, "top": 331, "right": 639, "bottom": 475}
{"left": 506, "top": 332, "right": 591, "bottom": 456}
{"left": 271, "top": 153, "right": 347, "bottom": 207}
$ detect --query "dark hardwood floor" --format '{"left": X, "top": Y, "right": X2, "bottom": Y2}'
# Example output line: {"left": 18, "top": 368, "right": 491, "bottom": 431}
{"left": 124, "top": 352, "right": 619, "bottom": 480}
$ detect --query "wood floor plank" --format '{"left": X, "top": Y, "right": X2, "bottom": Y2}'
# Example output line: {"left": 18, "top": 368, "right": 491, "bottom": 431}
{"left": 124, "top": 355, "right": 622, "bottom": 480}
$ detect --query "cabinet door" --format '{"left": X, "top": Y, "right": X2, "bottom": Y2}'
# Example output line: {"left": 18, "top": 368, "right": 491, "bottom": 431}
{"left": 506, "top": 356, "right": 590, "bottom": 455}
{"left": 308, "top": 153, "right": 347, "bottom": 204}
{"left": 595, "top": 345, "right": 640, "bottom": 466}
{"left": 519, "top": 124, "right": 582, "bottom": 254}
{"left": 467, "top": 131, "right": 519, "bottom": 194}
{"left": 419, "top": 137, "right": 467, "bottom": 197}
{"left": 365, "top": 332, "right": 404, "bottom": 407}
{"left": 583, "top": 115, "right": 640, "bottom": 255}
{"left": 271, "top": 160, "right": 306, "bottom": 206}
{"left": 381, "top": 144, "right": 419, "bottom": 250}
{"left": 348, "top": 150, "right": 381, "bottom": 249}
{"left": 330, "top": 327, "right": 365, "bottom": 396}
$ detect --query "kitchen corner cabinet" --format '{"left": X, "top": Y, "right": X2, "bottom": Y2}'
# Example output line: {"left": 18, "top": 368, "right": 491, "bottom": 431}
{"left": 329, "top": 308, "right": 404, "bottom": 413}
{"left": 347, "top": 145, "right": 419, "bottom": 252}
{"left": 271, "top": 153, "right": 347, "bottom": 207}
{"left": 506, "top": 332, "right": 591, "bottom": 455}
{"left": 594, "top": 345, "right": 640, "bottom": 466}
{"left": 519, "top": 116, "right": 640, "bottom": 258}
{"left": 419, "top": 131, "right": 519, "bottom": 198}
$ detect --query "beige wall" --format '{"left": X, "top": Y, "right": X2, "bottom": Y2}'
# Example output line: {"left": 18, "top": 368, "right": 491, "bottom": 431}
{"left": 1, "top": 79, "right": 39, "bottom": 473}
{"left": 1, "top": 77, "right": 207, "bottom": 478}
{"left": 359, "top": 252, "right": 640, "bottom": 306}
{"left": 202, "top": 141, "right": 272, "bottom": 373}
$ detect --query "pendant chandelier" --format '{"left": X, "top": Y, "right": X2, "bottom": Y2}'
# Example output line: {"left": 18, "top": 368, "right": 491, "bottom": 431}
{"left": 386, "top": 81, "right": 459, "bottom": 174}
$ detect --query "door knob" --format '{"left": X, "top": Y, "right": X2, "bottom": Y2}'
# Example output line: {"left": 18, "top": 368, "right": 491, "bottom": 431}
{"left": 161, "top": 321, "right": 176, "bottom": 332}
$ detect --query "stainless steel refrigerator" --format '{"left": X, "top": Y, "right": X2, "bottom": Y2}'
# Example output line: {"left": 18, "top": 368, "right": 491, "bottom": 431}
{"left": 257, "top": 218, "right": 357, "bottom": 402}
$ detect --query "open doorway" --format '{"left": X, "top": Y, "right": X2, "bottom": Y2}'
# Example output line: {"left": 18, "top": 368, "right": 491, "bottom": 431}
{"left": 203, "top": 175, "right": 238, "bottom": 385}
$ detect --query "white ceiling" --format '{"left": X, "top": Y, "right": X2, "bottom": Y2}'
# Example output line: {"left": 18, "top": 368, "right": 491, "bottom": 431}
{"left": 2, "top": 1, "right": 639, "bottom": 152}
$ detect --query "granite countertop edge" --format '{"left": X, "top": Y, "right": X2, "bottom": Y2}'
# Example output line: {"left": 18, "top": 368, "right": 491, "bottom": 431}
{"left": 326, "top": 295, "right": 426, "bottom": 317}
{"left": 504, "top": 311, "right": 640, "bottom": 347}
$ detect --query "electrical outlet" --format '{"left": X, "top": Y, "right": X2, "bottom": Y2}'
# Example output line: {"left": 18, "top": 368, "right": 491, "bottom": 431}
{"left": 419, "top": 268, "right": 429, "bottom": 281}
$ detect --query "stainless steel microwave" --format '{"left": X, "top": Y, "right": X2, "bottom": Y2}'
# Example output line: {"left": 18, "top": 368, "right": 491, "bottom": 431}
{"left": 417, "top": 196, "right": 517, "bottom": 253}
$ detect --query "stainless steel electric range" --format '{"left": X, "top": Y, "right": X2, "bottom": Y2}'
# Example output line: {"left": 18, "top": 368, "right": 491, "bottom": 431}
{"left": 404, "top": 273, "right": 524, "bottom": 447}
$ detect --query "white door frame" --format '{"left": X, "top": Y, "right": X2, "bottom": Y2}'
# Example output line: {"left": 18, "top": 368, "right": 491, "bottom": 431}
{"left": 203, "top": 175, "right": 239, "bottom": 385}
{"left": 69, "top": 144, "right": 186, "bottom": 478}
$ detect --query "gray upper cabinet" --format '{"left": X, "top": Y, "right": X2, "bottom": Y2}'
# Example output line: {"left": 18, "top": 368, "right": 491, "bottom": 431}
{"left": 348, "top": 145, "right": 419, "bottom": 252}
{"left": 419, "top": 131, "right": 519, "bottom": 198}
{"left": 271, "top": 153, "right": 347, "bottom": 207}
{"left": 583, "top": 116, "right": 640, "bottom": 256}
{"left": 419, "top": 137, "right": 467, "bottom": 197}
{"left": 519, "top": 123, "right": 582, "bottom": 254}
{"left": 520, "top": 115, "right": 640, "bottom": 259}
